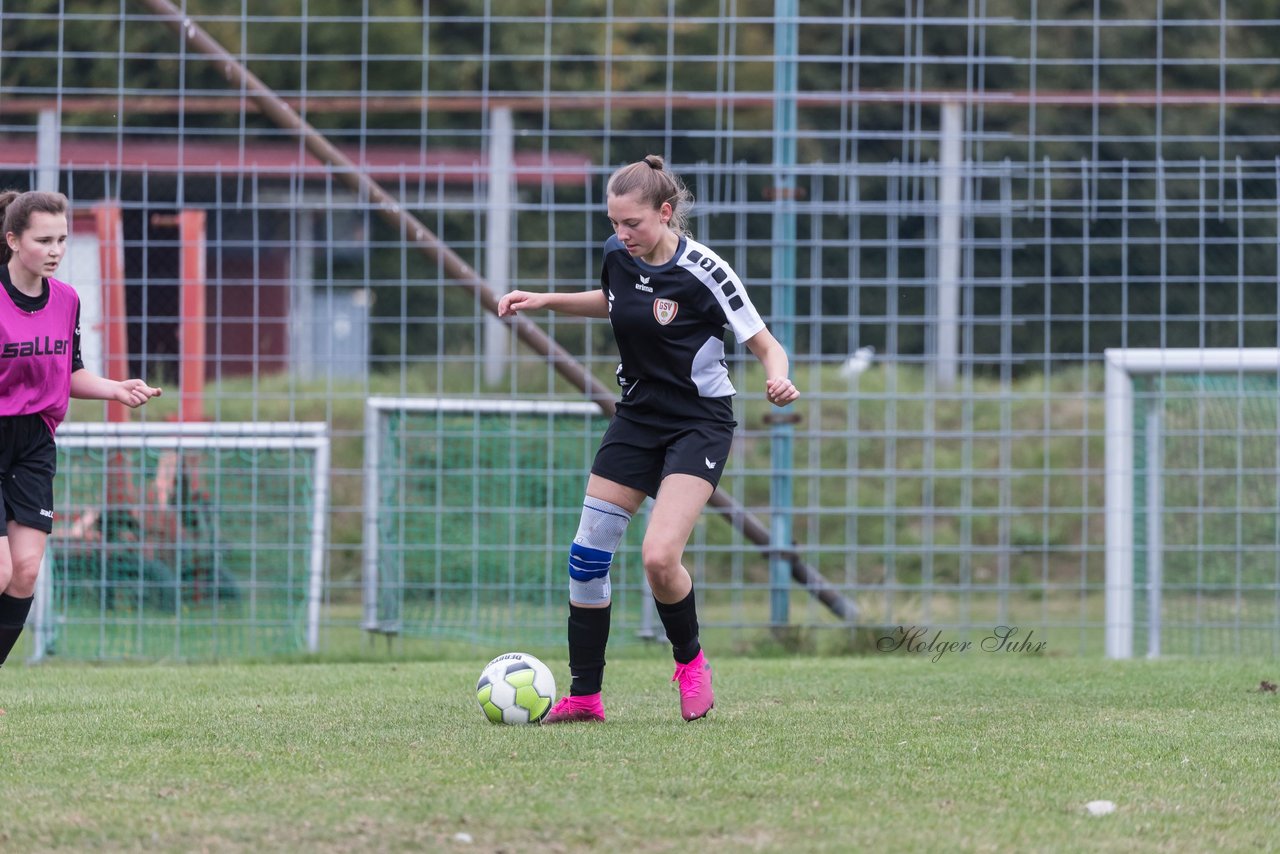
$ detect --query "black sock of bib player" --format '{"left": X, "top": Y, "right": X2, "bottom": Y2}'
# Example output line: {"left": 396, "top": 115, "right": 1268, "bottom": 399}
{"left": 0, "top": 594, "right": 34, "bottom": 667}
{"left": 567, "top": 603, "right": 611, "bottom": 696}
{"left": 655, "top": 588, "right": 701, "bottom": 665}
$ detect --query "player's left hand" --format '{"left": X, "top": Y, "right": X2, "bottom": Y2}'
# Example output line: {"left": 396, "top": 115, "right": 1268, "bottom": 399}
{"left": 116, "top": 379, "right": 163, "bottom": 408}
{"left": 765, "top": 377, "right": 799, "bottom": 407}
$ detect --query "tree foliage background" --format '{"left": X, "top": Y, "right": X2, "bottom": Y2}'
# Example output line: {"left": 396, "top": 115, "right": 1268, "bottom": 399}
{"left": 2, "top": 0, "right": 1277, "bottom": 365}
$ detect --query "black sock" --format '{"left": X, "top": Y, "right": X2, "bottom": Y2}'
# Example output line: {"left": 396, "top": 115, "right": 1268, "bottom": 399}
{"left": 567, "top": 603, "right": 611, "bottom": 696}
{"left": 655, "top": 588, "right": 701, "bottom": 664}
{"left": 0, "top": 593, "right": 34, "bottom": 667}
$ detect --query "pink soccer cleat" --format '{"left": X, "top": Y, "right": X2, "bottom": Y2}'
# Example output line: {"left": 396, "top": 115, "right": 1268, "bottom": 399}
{"left": 672, "top": 650, "right": 714, "bottom": 721}
{"left": 541, "top": 692, "right": 605, "bottom": 724}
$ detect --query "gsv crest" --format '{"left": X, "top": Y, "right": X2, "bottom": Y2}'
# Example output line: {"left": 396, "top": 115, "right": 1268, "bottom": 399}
{"left": 653, "top": 298, "right": 678, "bottom": 325}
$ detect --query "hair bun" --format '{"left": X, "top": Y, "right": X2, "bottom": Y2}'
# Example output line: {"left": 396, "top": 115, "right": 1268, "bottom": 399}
{"left": 643, "top": 154, "right": 664, "bottom": 171}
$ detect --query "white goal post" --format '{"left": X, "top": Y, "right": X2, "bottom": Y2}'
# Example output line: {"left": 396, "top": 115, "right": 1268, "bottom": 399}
{"left": 1105, "top": 348, "right": 1280, "bottom": 659}
{"left": 31, "top": 422, "right": 330, "bottom": 661}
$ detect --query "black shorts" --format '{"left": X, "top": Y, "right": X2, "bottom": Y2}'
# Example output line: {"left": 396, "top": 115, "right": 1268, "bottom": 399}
{"left": 0, "top": 414, "right": 57, "bottom": 534}
{"left": 591, "top": 410, "right": 735, "bottom": 498}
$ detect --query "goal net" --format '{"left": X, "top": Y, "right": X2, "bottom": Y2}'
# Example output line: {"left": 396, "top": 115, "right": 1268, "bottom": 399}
{"left": 363, "top": 397, "right": 645, "bottom": 646}
{"left": 30, "top": 422, "right": 330, "bottom": 662}
{"left": 1105, "top": 349, "right": 1280, "bottom": 658}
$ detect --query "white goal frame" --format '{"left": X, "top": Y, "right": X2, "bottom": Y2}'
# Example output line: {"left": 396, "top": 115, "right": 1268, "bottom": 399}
{"left": 362, "top": 396, "right": 606, "bottom": 634}
{"left": 1104, "top": 348, "right": 1280, "bottom": 659}
{"left": 31, "top": 422, "right": 331, "bottom": 660}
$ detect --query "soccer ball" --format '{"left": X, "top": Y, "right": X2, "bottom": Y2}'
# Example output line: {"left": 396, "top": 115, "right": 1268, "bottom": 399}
{"left": 475, "top": 652, "right": 556, "bottom": 725}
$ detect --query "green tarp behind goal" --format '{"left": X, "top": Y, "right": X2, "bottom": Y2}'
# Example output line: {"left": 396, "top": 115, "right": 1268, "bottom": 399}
{"left": 366, "top": 399, "right": 649, "bottom": 647}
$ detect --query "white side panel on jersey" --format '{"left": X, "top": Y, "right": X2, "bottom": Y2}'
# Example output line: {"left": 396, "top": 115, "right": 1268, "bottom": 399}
{"left": 691, "top": 337, "right": 737, "bottom": 397}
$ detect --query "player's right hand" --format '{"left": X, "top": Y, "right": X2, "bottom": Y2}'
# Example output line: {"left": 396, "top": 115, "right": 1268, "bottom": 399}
{"left": 498, "top": 290, "right": 545, "bottom": 317}
{"left": 116, "top": 379, "right": 163, "bottom": 408}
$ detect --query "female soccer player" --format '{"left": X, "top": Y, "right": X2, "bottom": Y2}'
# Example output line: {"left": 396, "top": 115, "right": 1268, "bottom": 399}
{"left": 0, "top": 190, "right": 162, "bottom": 667}
{"left": 498, "top": 155, "right": 799, "bottom": 722}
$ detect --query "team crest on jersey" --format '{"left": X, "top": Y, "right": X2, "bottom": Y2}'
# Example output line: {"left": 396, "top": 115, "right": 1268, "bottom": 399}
{"left": 653, "top": 298, "right": 678, "bottom": 325}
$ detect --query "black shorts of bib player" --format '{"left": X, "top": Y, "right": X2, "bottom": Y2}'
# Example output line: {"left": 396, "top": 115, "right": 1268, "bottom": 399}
{"left": 497, "top": 155, "right": 800, "bottom": 723}
{"left": 0, "top": 414, "right": 57, "bottom": 534}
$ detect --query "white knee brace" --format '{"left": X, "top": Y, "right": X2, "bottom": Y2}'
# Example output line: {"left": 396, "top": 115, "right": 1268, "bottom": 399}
{"left": 567, "top": 496, "right": 632, "bottom": 605}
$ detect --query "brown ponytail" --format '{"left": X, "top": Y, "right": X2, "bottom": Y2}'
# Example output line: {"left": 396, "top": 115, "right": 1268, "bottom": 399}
{"left": 606, "top": 155, "right": 693, "bottom": 237}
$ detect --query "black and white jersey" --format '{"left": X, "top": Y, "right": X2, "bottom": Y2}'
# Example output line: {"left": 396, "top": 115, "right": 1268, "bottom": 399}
{"left": 599, "top": 233, "right": 765, "bottom": 421}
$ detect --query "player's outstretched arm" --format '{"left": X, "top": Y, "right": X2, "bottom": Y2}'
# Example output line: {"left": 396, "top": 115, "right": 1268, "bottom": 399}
{"left": 498, "top": 289, "right": 609, "bottom": 319}
{"left": 70, "top": 370, "right": 163, "bottom": 408}
{"left": 745, "top": 328, "right": 800, "bottom": 407}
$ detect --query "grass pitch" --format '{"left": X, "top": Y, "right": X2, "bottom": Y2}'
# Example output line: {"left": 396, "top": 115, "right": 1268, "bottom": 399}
{"left": 2, "top": 654, "right": 1277, "bottom": 852}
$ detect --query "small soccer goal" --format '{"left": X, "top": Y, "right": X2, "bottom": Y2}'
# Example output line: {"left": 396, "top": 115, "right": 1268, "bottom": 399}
{"left": 31, "top": 422, "right": 330, "bottom": 662}
{"left": 363, "top": 396, "right": 639, "bottom": 646}
{"left": 1105, "top": 348, "right": 1280, "bottom": 658}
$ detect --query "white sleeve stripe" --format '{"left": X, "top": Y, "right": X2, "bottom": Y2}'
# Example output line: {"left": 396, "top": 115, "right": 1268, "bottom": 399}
{"left": 677, "top": 240, "right": 766, "bottom": 343}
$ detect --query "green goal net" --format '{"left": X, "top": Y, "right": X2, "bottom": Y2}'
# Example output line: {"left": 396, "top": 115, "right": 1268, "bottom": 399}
{"left": 363, "top": 397, "right": 648, "bottom": 647}
{"left": 32, "top": 423, "right": 330, "bottom": 662}
{"left": 1132, "top": 372, "right": 1280, "bottom": 656}
{"left": 1107, "top": 349, "right": 1280, "bottom": 658}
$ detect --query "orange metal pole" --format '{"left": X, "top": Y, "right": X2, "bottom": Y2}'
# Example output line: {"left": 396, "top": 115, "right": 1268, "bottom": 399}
{"left": 94, "top": 203, "right": 129, "bottom": 423}
{"left": 92, "top": 203, "right": 136, "bottom": 512}
{"left": 178, "top": 210, "right": 207, "bottom": 422}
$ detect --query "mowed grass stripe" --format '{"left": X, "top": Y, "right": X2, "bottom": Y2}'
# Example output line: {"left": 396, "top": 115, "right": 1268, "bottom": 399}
{"left": 2, "top": 656, "right": 1277, "bottom": 852}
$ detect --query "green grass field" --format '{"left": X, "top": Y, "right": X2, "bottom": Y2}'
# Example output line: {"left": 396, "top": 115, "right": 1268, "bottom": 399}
{"left": 4, "top": 654, "right": 1277, "bottom": 852}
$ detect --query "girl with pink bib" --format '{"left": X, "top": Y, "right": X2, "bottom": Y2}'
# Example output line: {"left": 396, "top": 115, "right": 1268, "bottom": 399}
{"left": 0, "top": 190, "right": 162, "bottom": 668}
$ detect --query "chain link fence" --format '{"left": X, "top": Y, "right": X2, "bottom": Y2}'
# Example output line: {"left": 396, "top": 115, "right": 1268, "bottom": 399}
{"left": 3, "top": 3, "right": 1277, "bottom": 657}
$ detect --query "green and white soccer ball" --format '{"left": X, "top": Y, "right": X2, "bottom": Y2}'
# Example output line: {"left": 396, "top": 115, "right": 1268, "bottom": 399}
{"left": 475, "top": 652, "right": 556, "bottom": 725}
